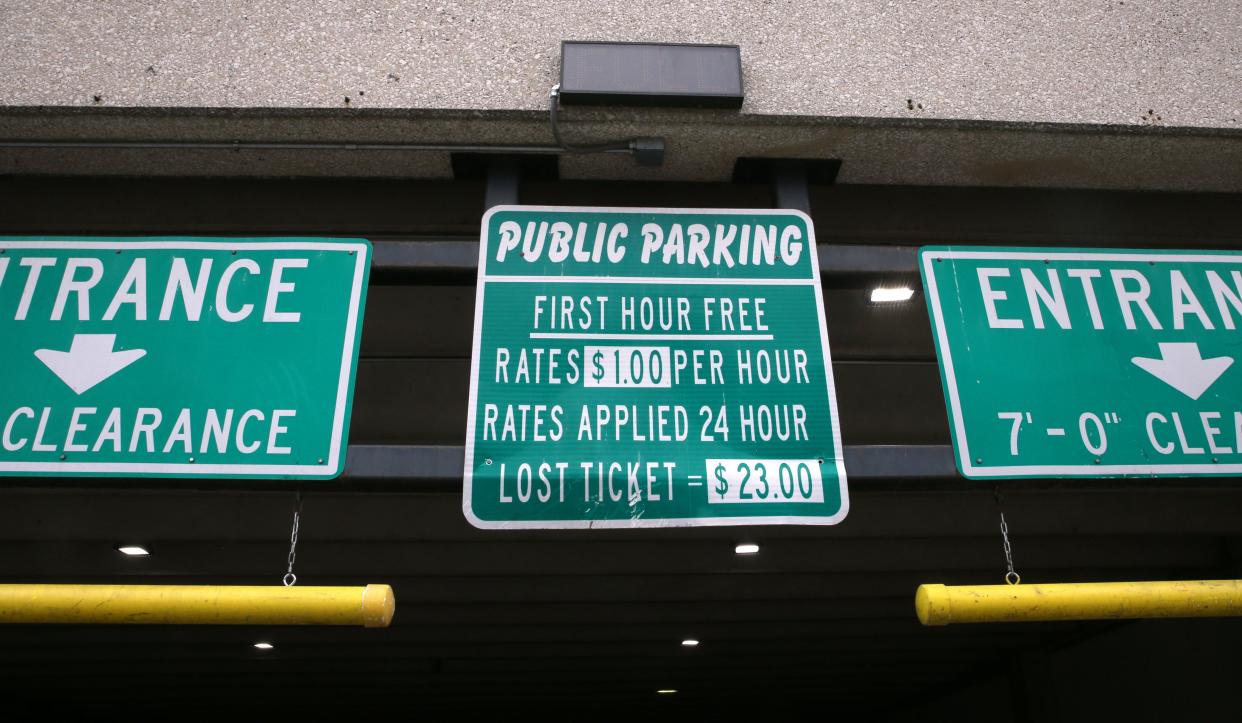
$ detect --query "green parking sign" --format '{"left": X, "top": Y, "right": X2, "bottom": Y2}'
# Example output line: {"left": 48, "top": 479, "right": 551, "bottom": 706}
{"left": 0, "top": 237, "right": 370, "bottom": 479}
{"left": 922, "top": 246, "right": 1242, "bottom": 478}
{"left": 464, "top": 206, "right": 848, "bottom": 529}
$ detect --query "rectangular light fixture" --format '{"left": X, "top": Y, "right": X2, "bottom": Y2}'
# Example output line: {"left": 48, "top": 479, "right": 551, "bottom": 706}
{"left": 870, "top": 286, "right": 916, "bottom": 303}
{"left": 559, "top": 41, "right": 744, "bottom": 108}
{"left": 117, "top": 545, "right": 150, "bottom": 556}
{"left": 734, "top": 543, "right": 760, "bottom": 555}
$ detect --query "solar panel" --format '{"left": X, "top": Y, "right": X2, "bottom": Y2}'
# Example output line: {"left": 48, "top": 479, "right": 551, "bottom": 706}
{"left": 559, "top": 41, "right": 744, "bottom": 108}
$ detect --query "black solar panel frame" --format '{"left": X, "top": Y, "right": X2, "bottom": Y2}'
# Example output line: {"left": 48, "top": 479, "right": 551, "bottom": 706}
{"left": 558, "top": 40, "right": 745, "bottom": 108}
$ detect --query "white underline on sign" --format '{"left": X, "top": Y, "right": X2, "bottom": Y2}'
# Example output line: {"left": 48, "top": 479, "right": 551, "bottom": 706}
{"left": 529, "top": 332, "right": 775, "bottom": 341}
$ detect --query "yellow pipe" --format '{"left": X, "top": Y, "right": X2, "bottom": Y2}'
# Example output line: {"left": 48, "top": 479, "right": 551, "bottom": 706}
{"left": 916, "top": 579, "right": 1242, "bottom": 626}
{"left": 0, "top": 584, "right": 395, "bottom": 627}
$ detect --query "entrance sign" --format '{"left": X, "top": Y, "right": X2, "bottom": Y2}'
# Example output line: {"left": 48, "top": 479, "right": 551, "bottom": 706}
{"left": 0, "top": 237, "right": 371, "bottom": 478}
{"left": 464, "top": 206, "right": 847, "bottom": 528}
{"left": 922, "top": 247, "right": 1242, "bottom": 478}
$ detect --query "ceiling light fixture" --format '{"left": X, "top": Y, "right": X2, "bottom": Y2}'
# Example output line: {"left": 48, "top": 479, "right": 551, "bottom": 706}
{"left": 734, "top": 543, "right": 760, "bottom": 555}
{"left": 116, "top": 545, "right": 149, "bottom": 556}
{"left": 681, "top": 639, "right": 699, "bottom": 647}
{"left": 870, "top": 286, "right": 916, "bottom": 303}
{"left": 657, "top": 689, "right": 678, "bottom": 695}
{"left": 253, "top": 642, "right": 274, "bottom": 650}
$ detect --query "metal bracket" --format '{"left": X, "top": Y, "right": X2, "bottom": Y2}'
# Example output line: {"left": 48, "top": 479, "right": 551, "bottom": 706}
{"left": 484, "top": 157, "right": 520, "bottom": 209}
{"left": 731, "top": 157, "right": 840, "bottom": 213}
{"left": 771, "top": 160, "right": 811, "bottom": 214}
{"left": 630, "top": 137, "right": 666, "bottom": 167}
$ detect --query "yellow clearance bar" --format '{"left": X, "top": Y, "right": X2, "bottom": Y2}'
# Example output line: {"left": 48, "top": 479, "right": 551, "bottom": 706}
{"left": 0, "top": 584, "right": 395, "bottom": 627}
{"left": 916, "top": 580, "right": 1242, "bottom": 626}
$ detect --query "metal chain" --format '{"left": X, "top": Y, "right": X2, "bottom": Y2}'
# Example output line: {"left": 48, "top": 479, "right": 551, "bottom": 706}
{"left": 999, "top": 512, "right": 1020, "bottom": 585}
{"left": 994, "top": 487, "right": 1020, "bottom": 585}
{"left": 283, "top": 491, "right": 302, "bottom": 586}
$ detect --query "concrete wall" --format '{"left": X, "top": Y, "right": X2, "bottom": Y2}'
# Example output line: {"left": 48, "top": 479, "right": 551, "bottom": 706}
{"left": 2, "top": 0, "right": 1239, "bottom": 129}
{"left": 2, "top": 2, "right": 1239, "bottom": 191}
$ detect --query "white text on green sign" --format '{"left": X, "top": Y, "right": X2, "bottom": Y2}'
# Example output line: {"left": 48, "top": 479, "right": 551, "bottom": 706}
{"left": 0, "top": 238, "right": 371, "bottom": 478}
{"left": 922, "top": 247, "right": 1242, "bottom": 478}
{"left": 464, "top": 207, "right": 848, "bottom": 528}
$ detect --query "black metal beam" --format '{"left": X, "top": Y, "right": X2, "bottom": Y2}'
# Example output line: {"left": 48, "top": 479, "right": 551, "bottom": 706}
{"left": 370, "top": 239, "right": 480, "bottom": 272}
{"left": 772, "top": 160, "right": 812, "bottom": 214}
{"left": 341, "top": 444, "right": 957, "bottom": 481}
{"left": 368, "top": 238, "right": 919, "bottom": 276}
{"left": 816, "top": 244, "right": 918, "bottom": 275}
{"left": 483, "top": 157, "right": 521, "bottom": 209}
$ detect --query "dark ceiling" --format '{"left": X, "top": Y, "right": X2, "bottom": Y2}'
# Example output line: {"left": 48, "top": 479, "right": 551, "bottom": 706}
{"left": 0, "top": 174, "right": 1240, "bottom": 721}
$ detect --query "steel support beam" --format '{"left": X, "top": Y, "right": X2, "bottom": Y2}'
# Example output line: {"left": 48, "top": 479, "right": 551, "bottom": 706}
{"left": 368, "top": 238, "right": 918, "bottom": 276}
{"left": 340, "top": 444, "right": 959, "bottom": 482}
{"left": 771, "top": 160, "right": 812, "bottom": 214}
{"left": 483, "top": 157, "right": 520, "bottom": 209}
{"left": 815, "top": 244, "right": 918, "bottom": 275}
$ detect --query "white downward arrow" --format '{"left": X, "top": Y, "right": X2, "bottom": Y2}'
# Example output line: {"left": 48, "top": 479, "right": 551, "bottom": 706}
{"left": 34, "top": 334, "right": 147, "bottom": 395}
{"left": 1131, "top": 342, "right": 1233, "bottom": 401}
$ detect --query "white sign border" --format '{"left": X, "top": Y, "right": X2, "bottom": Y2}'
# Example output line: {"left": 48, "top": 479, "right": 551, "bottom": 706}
{"left": 922, "top": 247, "right": 1242, "bottom": 478}
{"left": 0, "top": 238, "right": 371, "bottom": 479}
{"left": 463, "top": 205, "right": 849, "bottom": 529}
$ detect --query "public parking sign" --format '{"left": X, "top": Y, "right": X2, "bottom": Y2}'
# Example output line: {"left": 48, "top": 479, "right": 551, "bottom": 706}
{"left": 0, "top": 237, "right": 370, "bottom": 478}
{"left": 922, "top": 246, "right": 1242, "bottom": 478}
{"left": 464, "top": 206, "right": 848, "bottom": 528}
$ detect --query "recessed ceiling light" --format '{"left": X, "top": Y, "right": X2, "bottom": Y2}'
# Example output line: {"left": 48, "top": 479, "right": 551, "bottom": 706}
{"left": 681, "top": 639, "right": 699, "bottom": 647}
{"left": 870, "top": 286, "right": 916, "bottom": 303}
{"left": 253, "top": 642, "right": 274, "bottom": 650}
{"left": 657, "top": 689, "right": 678, "bottom": 695}
{"left": 116, "top": 545, "right": 149, "bottom": 556}
{"left": 734, "top": 543, "right": 760, "bottom": 555}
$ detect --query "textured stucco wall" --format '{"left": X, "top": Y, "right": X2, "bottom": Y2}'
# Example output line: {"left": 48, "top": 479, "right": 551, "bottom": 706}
{"left": 2, "top": 0, "right": 1239, "bottom": 129}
